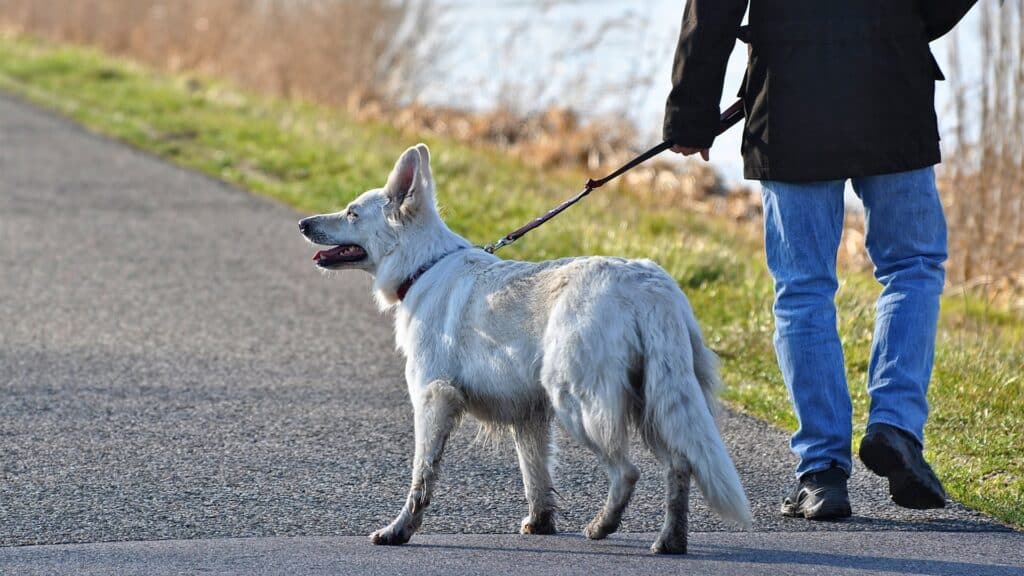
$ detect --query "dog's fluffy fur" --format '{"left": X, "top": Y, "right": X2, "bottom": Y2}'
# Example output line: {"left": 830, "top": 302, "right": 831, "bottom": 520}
{"left": 299, "top": 144, "right": 751, "bottom": 554}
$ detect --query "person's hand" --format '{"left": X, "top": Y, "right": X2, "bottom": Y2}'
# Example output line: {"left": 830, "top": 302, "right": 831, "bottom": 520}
{"left": 671, "top": 145, "right": 710, "bottom": 162}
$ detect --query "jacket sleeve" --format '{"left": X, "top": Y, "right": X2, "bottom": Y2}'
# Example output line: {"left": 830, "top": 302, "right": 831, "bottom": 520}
{"left": 663, "top": 0, "right": 748, "bottom": 148}
{"left": 920, "top": 0, "right": 978, "bottom": 41}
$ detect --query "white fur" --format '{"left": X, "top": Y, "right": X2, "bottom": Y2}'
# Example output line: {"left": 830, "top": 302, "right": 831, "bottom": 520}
{"left": 299, "top": 144, "right": 752, "bottom": 554}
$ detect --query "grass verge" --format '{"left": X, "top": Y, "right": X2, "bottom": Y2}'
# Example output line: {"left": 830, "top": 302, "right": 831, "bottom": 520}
{"left": 0, "top": 36, "right": 1020, "bottom": 528}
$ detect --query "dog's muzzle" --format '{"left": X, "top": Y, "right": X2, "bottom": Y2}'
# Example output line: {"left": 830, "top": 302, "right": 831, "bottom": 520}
{"left": 299, "top": 217, "right": 369, "bottom": 268}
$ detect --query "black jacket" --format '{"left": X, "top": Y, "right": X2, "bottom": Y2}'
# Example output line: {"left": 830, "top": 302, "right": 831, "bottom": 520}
{"left": 664, "top": 0, "right": 977, "bottom": 182}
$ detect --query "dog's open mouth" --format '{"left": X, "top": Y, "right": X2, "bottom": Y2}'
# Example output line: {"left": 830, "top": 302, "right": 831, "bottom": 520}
{"left": 313, "top": 244, "right": 367, "bottom": 268}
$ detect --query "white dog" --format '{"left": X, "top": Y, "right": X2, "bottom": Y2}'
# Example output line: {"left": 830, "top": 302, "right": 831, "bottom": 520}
{"left": 299, "top": 144, "right": 751, "bottom": 554}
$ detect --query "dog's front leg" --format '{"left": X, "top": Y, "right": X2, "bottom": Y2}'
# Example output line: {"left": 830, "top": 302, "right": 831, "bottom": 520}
{"left": 371, "top": 380, "right": 464, "bottom": 546}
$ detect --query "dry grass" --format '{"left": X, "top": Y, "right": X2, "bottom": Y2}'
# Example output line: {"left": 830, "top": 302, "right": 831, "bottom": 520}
{"left": 941, "top": 0, "right": 1024, "bottom": 309}
{"left": 376, "top": 101, "right": 763, "bottom": 222}
{"left": 0, "top": 0, "right": 432, "bottom": 105}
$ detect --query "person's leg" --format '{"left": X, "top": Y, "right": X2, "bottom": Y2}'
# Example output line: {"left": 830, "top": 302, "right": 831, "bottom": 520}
{"left": 852, "top": 166, "right": 947, "bottom": 444}
{"left": 761, "top": 179, "right": 852, "bottom": 478}
{"left": 853, "top": 166, "right": 948, "bottom": 509}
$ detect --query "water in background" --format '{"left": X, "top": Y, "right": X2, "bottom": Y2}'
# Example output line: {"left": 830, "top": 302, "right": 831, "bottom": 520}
{"left": 424, "top": 1, "right": 979, "bottom": 185}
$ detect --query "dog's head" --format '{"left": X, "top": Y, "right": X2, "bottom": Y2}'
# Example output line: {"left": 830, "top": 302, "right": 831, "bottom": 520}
{"left": 298, "top": 143, "right": 439, "bottom": 275}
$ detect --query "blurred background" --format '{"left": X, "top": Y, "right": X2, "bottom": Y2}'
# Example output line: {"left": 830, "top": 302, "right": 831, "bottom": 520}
{"left": 0, "top": 0, "right": 1020, "bottom": 304}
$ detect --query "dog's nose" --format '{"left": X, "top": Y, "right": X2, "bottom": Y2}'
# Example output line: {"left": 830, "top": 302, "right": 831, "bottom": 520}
{"left": 298, "top": 218, "right": 311, "bottom": 235}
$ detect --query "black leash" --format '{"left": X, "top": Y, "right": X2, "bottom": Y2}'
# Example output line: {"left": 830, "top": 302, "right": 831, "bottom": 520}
{"left": 482, "top": 99, "right": 746, "bottom": 254}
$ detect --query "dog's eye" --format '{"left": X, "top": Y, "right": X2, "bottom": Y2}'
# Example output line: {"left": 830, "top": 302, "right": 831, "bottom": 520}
{"left": 346, "top": 210, "right": 359, "bottom": 222}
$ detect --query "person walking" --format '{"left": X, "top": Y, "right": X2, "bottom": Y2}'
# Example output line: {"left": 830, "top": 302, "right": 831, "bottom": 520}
{"left": 664, "top": 0, "right": 977, "bottom": 519}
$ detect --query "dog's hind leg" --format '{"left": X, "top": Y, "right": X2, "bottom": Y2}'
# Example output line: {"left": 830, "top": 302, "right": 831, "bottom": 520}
{"left": 642, "top": 425, "right": 692, "bottom": 554}
{"left": 370, "top": 380, "right": 464, "bottom": 546}
{"left": 651, "top": 462, "right": 691, "bottom": 554}
{"left": 513, "top": 419, "right": 557, "bottom": 535}
{"left": 551, "top": 389, "right": 638, "bottom": 541}
{"left": 582, "top": 442, "right": 639, "bottom": 540}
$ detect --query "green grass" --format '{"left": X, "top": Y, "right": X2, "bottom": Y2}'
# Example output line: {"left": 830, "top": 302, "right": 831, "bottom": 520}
{"left": 1, "top": 36, "right": 1020, "bottom": 528}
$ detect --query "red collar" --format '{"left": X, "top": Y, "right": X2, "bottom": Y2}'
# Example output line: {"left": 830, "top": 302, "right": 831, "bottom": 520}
{"left": 396, "top": 248, "right": 467, "bottom": 302}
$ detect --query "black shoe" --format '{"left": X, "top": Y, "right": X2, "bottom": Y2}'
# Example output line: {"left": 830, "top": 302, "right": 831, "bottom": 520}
{"left": 859, "top": 423, "right": 947, "bottom": 510}
{"left": 781, "top": 466, "right": 852, "bottom": 520}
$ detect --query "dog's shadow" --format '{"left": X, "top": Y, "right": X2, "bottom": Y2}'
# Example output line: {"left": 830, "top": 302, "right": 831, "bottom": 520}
{"left": 405, "top": 530, "right": 1021, "bottom": 576}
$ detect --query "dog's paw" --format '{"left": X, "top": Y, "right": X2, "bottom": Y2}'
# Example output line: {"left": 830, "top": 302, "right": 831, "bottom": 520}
{"left": 583, "top": 516, "right": 617, "bottom": 540}
{"left": 369, "top": 526, "right": 411, "bottom": 546}
{"left": 650, "top": 535, "right": 687, "bottom": 555}
{"left": 520, "top": 515, "right": 556, "bottom": 535}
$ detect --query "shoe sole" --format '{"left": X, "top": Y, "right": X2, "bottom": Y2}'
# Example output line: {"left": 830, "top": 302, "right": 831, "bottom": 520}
{"left": 860, "top": 434, "right": 946, "bottom": 510}
{"left": 780, "top": 500, "right": 852, "bottom": 520}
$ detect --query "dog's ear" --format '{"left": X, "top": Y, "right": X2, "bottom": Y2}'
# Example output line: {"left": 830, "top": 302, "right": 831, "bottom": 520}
{"left": 385, "top": 146, "right": 420, "bottom": 210}
{"left": 414, "top": 143, "right": 433, "bottom": 189}
{"left": 385, "top": 144, "right": 435, "bottom": 222}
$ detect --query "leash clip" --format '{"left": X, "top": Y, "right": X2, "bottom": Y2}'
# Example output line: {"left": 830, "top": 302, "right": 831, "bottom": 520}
{"left": 482, "top": 236, "right": 512, "bottom": 254}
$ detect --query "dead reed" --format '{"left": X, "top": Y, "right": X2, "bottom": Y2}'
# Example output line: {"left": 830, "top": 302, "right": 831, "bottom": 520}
{"left": 0, "top": 0, "right": 433, "bottom": 105}
{"left": 941, "top": 0, "right": 1024, "bottom": 308}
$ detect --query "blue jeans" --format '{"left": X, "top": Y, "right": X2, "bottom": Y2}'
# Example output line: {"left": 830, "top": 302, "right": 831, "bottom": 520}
{"left": 761, "top": 167, "right": 947, "bottom": 478}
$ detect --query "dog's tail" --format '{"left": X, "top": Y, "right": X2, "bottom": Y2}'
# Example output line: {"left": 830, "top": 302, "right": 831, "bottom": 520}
{"left": 641, "top": 298, "right": 752, "bottom": 528}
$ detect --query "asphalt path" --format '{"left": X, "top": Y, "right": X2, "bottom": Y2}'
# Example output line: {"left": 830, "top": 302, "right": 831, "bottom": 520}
{"left": 0, "top": 92, "right": 1019, "bottom": 573}
{"left": 3, "top": 532, "right": 1023, "bottom": 576}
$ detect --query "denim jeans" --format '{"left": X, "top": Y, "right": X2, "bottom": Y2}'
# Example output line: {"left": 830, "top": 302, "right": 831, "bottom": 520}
{"left": 761, "top": 167, "right": 947, "bottom": 478}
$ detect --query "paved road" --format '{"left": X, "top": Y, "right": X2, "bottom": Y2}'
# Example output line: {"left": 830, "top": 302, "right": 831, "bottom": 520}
{"left": 0, "top": 92, "right": 1018, "bottom": 573}
{"left": 3, "top": 532, "right": 1023, "bottom": 576}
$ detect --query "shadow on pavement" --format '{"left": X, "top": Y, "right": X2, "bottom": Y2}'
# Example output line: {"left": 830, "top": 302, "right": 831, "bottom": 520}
{"left": 412, "top": 532, "right": 1023, "bottom": 576}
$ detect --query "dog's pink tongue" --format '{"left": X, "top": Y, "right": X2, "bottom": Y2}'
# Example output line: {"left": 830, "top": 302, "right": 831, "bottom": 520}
{"left": 313, "top": 245, "right": 347, "bottom": 262}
